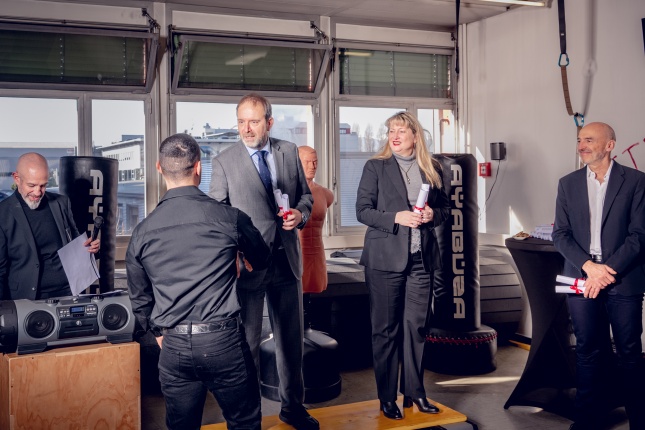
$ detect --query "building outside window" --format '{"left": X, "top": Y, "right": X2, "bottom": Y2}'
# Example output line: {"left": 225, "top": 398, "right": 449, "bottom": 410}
{"left": 91, "top": 99, "right": 146, "bottom": 235}
{"left": 0, "top": 97, "right": 78, "bottom": 201}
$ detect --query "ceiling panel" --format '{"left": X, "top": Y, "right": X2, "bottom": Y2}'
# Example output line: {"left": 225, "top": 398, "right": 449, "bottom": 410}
{"left": 39, "top": 0, "right": 546, "bottom": 31}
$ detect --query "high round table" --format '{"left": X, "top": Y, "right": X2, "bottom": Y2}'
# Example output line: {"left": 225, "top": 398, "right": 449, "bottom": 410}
{"left": 503, "top": 237, "right": 576, "bottom": 418}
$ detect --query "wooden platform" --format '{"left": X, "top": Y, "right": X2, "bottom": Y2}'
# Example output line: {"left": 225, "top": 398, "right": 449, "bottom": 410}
{"left": 202, "top": 396, "right": 467, "bottom": 430}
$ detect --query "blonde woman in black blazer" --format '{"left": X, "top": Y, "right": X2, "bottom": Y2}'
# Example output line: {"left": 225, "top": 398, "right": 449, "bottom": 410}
{"left": 356, "top": 111, "right": 450, "bottom": 420}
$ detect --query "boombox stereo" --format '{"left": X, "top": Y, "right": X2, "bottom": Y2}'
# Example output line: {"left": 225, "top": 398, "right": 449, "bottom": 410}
{"left": 0, "top": 291, "right": 135, "bottom": 355}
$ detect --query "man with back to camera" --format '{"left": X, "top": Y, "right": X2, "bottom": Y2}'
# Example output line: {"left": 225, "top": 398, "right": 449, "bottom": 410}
{"left": 0, "top": 152, "right": 100, "bottom": 300}
{"left": 552, "top": 122, "right": 645, "bottom": 430}
{"left": 209, "top": 93, "right": 317, "bottom": 430}
{"left": 126, "top": 133, "right": 270, "bottom": 430}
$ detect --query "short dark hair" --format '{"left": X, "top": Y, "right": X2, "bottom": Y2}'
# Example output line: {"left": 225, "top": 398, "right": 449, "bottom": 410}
{"left": 237, "top": 93, "right": 272, "bottom": 121}
{"left": 159, "top": 133, "right": 200, "bottom": 180}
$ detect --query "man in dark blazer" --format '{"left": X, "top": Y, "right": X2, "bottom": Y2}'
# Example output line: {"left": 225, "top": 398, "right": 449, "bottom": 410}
{"left": 0, "top": 152, "right": 100, "bottom": 300}
{"left": 553, "top": 122, "right": 645, "bottom": 430}
{"left": 209, "top": 94, "right": 316, "bottom": 430}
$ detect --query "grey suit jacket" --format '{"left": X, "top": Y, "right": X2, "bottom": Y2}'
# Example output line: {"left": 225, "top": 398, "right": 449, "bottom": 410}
{"left": 553, "top": 161, "right": 645, "bottom": 295}
{"left": 0, "top": 191, "right": 80, "bottom": 300}
{"left": 209, "top": 138, "right": 313, "bottom": 279}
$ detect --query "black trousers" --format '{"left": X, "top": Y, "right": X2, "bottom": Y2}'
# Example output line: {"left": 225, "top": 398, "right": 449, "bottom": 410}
{"left": 365, "top": 252, "right": 433, "bottom": 402}
{"left": 567, "top": 290, "right": 645, "bottom": 429}
{"left": 158, "top": 323, "right": 261, "bottom": 430}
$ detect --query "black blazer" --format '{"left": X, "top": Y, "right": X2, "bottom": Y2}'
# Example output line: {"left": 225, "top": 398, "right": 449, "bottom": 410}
{"left": 0, "top": 192, "right": 80, "bottom": 300}
{"left": 553, "top": 161, "right": 645, "bottom": 295}
{"left": 356, "top": 156, "right": 450, "bottom": 273}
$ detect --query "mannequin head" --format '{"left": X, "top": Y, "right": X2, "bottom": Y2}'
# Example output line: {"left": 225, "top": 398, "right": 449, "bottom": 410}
{"left": 298, "top": 146, "right": 318, "bottom": 181}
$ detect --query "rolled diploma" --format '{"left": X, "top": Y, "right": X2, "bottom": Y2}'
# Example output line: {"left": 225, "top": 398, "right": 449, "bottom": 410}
{"left": 413, "top": 184, "right": 430, "bottom": 213}
{"left": 555, "top": 275, "right": 586, "bottom": 294}
{"left": 281, "top": 194, "right": 291, "bottom": 219}
{"left": 273, "top": 189, "right": 284, "bottom": 210}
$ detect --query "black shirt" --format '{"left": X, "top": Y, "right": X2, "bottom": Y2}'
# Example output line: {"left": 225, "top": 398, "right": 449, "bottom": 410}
{"left": 17, "top": 193, "right": 71, "bottom": 298}
{"left": 126, "top": 186, "right": 270, "bottom": 336}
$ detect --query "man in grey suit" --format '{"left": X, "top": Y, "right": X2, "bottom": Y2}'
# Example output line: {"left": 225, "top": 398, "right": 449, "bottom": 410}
{"left": 209, "top": 93, "right": 316, "bottom": 430}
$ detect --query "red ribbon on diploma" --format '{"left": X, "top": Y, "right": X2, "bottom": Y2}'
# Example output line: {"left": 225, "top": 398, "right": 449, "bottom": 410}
{"left": 570, "top": 278, "right": 584, "bottom": 294}
{"left": 413, "top": 206, "right": 424, "bottom": 213}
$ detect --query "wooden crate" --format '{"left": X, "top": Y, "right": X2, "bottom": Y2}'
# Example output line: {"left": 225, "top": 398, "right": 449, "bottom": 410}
{"left": 0, "top": 342, "right": 140, "bottom": 430}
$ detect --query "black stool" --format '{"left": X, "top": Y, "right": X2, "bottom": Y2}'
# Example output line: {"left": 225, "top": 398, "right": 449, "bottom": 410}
{"left": 260, "top": 328, "right": 342, "bottom": 403}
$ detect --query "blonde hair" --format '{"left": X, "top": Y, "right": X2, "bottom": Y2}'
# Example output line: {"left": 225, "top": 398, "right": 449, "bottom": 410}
{"left": 373, "top": 111, "right": 442, "bottom": 188}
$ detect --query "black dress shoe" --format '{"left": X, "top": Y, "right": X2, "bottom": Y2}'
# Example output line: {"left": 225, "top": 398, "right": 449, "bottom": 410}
{"left": 380, "top": 401, "right": 403, "bottom": 420}
{"left": 279, "top": 408, "right": 320, "bottom": 430}
{"left": 403, "top": 396, "right": 440, "bottom": 414}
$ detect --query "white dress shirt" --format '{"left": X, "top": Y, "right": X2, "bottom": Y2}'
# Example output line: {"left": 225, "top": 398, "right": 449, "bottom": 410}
{"left": 587, "top": 160, "right": 614, "bottom": 256}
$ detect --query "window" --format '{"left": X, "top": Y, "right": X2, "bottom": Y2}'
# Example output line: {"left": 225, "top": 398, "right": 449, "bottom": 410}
{"left": 333, "top": 43, "right": 456, "bottom": 235}
{"left": 92, "top": 99, "right": 146, "bottom": 235}
{"left": 338, "top": 48, "right": 452, "bottom": 98}
{"left": 174, "top": 101, "right": 314, "bottom": 195}
{"left": 171, "top": 35, "right": 330, "bottom": 97}
{"left": 0, "top": 23, "right": 158, "bottom": 92}
{"left": 0, "top": 97, "right": 78, "bottom": 201}
{"left": 337, "top": 106, "right": 405, "bottom": 228}
{"left": 335, "top": 106, "right": 456, "bottom": 230}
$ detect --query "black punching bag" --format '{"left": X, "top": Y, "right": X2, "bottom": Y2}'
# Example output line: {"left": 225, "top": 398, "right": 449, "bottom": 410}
{"left": 433, "top": 154, "right": 480, "bottom": 331}
{"left": 59, "top": 156, "right": 118, "bottom": 293}
{"left": 425, "top": 154, "right": 497, "bottom": 375}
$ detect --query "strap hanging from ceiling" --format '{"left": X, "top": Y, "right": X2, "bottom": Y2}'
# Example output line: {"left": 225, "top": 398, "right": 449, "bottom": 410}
{"left": 558, "top": 0, "right": 593, "bottom": 132}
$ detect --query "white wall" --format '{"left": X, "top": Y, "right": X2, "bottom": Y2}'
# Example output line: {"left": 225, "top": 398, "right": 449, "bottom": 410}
{"left": 466, "top": 0, "right": 645, "bottom": 236}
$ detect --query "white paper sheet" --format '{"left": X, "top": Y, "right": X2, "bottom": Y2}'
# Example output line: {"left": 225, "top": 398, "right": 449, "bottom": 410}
{"left": 57, "top": 234, "right": 100, "bottom": 296}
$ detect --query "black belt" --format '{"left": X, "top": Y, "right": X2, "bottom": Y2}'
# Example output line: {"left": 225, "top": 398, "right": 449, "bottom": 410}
{"left": 590, "top": 254, "right": 602, "bottom": 263}
{"left": 163, "top": 318, "right": 238, "bottom": 335}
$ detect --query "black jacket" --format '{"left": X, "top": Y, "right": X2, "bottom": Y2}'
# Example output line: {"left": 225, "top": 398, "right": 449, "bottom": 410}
{"left": 0, "top": 192, "right": 79, "bottom": 300}
{"left": 356, "top": 156, "right": 450, "bottom": 273}
{"left": 553, "top": 161, "right": 645, "bottom": 295}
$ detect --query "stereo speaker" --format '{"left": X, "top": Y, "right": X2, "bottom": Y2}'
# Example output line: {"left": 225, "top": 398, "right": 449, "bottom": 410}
{"left": 490, "top": 142, "right": 506, "bottom": 161}
{"left": 0, "top": 291, "right": 134, "bottom": 355}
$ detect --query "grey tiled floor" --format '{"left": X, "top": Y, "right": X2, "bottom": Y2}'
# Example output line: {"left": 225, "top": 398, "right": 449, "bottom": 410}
{"left": 141, "top": 343, "right": 630, "bottom": 430}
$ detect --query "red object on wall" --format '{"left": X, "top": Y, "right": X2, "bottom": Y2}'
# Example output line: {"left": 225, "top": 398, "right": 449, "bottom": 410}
{"left": 478, "top": 162, "right": 491, "bottom": 177}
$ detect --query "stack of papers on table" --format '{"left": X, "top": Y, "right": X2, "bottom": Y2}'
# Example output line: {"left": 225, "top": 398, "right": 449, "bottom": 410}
{"left": 531, "top": 224, "right": 554, "bottom": 241}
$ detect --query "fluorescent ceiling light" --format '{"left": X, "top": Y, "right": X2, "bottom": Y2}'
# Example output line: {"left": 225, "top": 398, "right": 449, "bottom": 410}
{"left": 343, "top": 51, "right": 373, "bottom": 57}
{"left": 475, "top": 0, "right": 545, "bottom": 6}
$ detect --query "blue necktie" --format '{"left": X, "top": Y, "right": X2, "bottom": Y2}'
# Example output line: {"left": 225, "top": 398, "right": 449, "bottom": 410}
{"left": 256, "top": 150, "right": 273, "bottom": 197}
